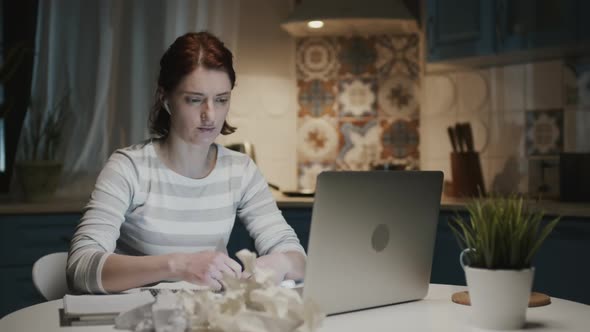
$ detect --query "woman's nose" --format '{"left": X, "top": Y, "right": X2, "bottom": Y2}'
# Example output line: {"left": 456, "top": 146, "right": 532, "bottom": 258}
{"left": 201, "top": 102, "right": 215, "bottom": 121}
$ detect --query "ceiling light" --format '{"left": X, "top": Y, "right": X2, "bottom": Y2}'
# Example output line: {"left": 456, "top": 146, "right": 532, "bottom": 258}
{"left": 307, "top": 20, "right": 324, "bottom": 29}
{"left": 282, "top": 0, "right": 418, "bottom": 37}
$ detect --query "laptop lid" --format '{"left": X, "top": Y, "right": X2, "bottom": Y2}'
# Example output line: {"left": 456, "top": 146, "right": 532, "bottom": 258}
{"left": 302, "top": 171, "right": 443, "bottom": 315}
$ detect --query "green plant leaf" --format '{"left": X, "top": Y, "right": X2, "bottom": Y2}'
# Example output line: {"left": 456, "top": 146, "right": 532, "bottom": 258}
{"left": 448, "top": 195, "right": 559, "bottom": 269}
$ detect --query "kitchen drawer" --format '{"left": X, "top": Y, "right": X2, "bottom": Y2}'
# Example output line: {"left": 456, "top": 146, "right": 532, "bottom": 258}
{"left": 282, "top": 208, "right": 312, "bottom": 251}
{"left": 0, "top": 266, "right": 44, "bottom": 318}
{"left": 0, "top": 214, "right": 80, "bottom": 267}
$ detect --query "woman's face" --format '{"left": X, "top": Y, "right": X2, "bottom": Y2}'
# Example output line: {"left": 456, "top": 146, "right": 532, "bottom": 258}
{"left": 166, "top": 67, "right": 232, "bottom": 146}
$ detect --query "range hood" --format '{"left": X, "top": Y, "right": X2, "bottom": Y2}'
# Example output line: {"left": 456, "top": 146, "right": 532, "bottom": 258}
{"left": 281, "top": 0, "right": 418, "bottom": 37}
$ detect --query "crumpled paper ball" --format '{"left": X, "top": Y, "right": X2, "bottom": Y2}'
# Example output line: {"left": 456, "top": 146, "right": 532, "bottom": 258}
{"left": 115, "top": 249, "right": 325, "bottom": 332}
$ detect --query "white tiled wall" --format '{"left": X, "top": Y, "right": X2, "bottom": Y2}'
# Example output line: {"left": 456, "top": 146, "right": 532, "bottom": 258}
{"left": 421, "top": 59, "right": 589, "bottom": 195}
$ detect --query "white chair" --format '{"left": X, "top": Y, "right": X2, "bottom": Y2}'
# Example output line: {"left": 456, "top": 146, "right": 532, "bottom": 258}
{"left": 32, "top": 252, "right": 69, "bottom": 301}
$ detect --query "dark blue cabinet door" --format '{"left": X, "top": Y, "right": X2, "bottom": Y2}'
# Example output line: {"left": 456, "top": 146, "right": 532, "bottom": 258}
{"left": 579, "top": 0, "right": 590, "bottom": 42}
{"left": 227, "top": 208, "right": 312, "bottom": 262}
{"left": 532, "top": 217, "right": 590, "bottom": 304}
{"left": 498, "top": 0, "right": 577, "bottom": 52}
{"left": 426, "top": 0, "right": 495, "bottom": 61}
{"left": 0, "top": 267, "right": 44, "bottom": 318}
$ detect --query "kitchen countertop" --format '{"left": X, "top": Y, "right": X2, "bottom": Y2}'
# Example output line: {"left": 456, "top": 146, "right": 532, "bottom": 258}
{"left": 0, "top": 191, "right": 589, "bottom": 218}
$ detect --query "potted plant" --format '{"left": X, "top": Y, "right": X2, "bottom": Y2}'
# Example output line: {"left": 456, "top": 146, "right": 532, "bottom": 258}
{"left": 449, "top": 195, "right": 560, "bottom": 330}
{"left": 15, "top": 93, "right": 71, "bottom": 202}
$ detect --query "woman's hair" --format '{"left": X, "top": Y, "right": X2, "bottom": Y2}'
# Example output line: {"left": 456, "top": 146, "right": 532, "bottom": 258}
{"left": 149, "top": 31, "right": 237, "bottom": 138}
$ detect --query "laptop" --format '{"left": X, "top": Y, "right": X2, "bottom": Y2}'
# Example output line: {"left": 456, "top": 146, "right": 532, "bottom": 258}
{"left": 301, "top": 171, "right": 443, "bottom": 315}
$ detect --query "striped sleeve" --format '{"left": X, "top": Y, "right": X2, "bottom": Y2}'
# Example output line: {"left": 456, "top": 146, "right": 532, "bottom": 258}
{"left": 67, "top": 151, "right": 138, "bottom": 294}
{"left": 237, "top": 158, "right": 306, "bottom": 256}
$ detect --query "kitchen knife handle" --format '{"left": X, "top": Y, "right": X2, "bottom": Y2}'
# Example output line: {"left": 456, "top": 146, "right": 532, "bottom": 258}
{"left": 464, "top": 122, "right": 475, "bottom": 152}
{"left": 454, "top": 123, "right": 464, "bottom": 152}
{"left": 448, "top": 126, "right": 457, "bottom": 152}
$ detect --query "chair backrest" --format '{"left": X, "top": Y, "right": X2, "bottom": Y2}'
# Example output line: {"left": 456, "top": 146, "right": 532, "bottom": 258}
{"left": 225, "top": 142, "right": 256, "bottom": 162}
{"left": 32, "top": 252, "right": 69, "bottom": 301}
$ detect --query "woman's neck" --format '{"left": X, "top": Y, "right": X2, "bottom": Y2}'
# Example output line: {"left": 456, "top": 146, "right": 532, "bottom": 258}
{"left": 156, "top": 135, "right": 217, "bottom": 179}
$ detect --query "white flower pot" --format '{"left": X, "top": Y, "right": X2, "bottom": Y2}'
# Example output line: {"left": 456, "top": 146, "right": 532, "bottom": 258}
{"left": 465, "top": 266, "right": 534, "bottom": 330}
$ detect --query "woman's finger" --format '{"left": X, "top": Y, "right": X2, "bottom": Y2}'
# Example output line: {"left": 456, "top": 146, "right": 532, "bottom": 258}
{"left": 209, "top": 268, "right": 223, "bottom": 281}
{"left": 223, "top": 256, "right": 243, "bottom": 278}
{"left": 217, "top": 261, "right": 237, "bottom": 278}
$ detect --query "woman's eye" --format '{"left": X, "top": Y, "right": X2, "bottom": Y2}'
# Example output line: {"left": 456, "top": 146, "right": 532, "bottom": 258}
{"left": 215, "top": 98, "right": 229, "bottom": 104}
{"left": 185, "top": 97, "right": 203, "bottom": 104}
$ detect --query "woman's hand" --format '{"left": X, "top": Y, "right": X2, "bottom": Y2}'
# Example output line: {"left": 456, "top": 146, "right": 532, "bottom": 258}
{"left": 168, "top": 251, "right": 242, "bottom": 290}
{"left": 255, "top": 252, "right": 291, "bottom": 284}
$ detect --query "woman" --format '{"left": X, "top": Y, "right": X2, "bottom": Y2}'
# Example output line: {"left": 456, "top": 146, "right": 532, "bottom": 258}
{"left": 67, "top": 32, "right": 305, "bottom": 293}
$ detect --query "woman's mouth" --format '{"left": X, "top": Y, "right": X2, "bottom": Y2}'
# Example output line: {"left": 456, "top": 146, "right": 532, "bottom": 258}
{"left": 198, "top": 127, "right": 216, "bottom": 132}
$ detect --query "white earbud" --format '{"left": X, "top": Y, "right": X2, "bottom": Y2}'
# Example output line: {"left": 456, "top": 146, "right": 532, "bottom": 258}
{"left": 163, "top": 101, "right": 171, "bottom": 115}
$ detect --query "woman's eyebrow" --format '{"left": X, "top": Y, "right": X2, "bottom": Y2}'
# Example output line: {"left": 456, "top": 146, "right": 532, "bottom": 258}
{"left": 181, "top": 91, "right": 231, "bottom": 96}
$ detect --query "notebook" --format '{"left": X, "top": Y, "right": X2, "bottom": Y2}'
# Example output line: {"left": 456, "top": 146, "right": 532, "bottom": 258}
{"left": 62, "top": 291, "right": 155, "bottom": 325}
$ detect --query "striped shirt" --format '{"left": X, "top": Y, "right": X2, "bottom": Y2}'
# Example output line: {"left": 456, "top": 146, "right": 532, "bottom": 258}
{"left": 67, "top": 140, "right": 305, "bottom": 294}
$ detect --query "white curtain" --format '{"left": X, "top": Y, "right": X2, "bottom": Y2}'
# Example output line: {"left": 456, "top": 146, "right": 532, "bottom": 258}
{"left": 20, "top": 0, "right": 241, "bottom": 198}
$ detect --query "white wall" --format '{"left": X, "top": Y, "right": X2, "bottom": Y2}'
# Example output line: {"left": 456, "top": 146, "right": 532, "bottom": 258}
{"left": 217, "top": 0, "right": 298, "bottom": 190}
{"left": 420, "top": 59, "right": 590, "bottom": 195}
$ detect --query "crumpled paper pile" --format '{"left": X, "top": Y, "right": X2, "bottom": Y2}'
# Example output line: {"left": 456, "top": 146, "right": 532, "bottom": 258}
{"left": 115, "top": 249, "right": 325, "bottom": 332}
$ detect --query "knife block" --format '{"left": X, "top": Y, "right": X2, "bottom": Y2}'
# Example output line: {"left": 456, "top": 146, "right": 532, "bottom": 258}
{"left": 450, "top": 152, "right": 485, "bottom": 197}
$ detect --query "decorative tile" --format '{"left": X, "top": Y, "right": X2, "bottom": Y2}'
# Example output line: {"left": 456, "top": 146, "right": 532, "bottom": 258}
{"left": 563, "top": 59, "right": 590, "bottom": 108}
{"left": 422, "top": 74, "right": 456, "bottom": 116}
{"left": 337, "top": 78, "right": 377, "bottom": 118}
{"left": 295, "top": 33, "right": 423, "bottom": 187}
{"left": 338, "top": 36, "right": 377, "bottom": 77}
{"left": 297, "top": 80, "right": 337, "bottom": 117}
{"left": 298, "top": 162, "right": 333, "bottom": 191}
{"left": 337, "top": 120, "right": 382, "bottom": 170}
{"left": 297, "top": 117, "right": 340, "bottom": 163}
{"left": 375, "top": 34, "right": 419, "bottom": 80}
{"left": 454, "top": 70, "right": 490, "bottom": 114}
{"left": 381, "top": 119, "right": 420, "bottom": 162}
{"left": 296, "top": 37, "right": 340, "bottom": 81}
{"left": 377, "top": 75, "right": 419, "bottom": 120}
{"left": 525, "top": 109, "right": 564, "bottom": 156}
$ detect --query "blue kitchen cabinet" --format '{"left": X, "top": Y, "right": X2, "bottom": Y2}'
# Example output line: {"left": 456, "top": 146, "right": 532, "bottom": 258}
{"left": 1, "top": 208, "right": 589, "bottom": 318}
{"left": 0, "top": 213, "right": 80, "bottom": 318}
{"left": 579, "top": 1, "right": 590, "bottom": 42}
{"left": 427, "top": 0, "right": 582, "bottom": 62}
{"left": 426, "top": 0, "right": 496, "bottom": 61}
{"left": 228, "top": 208, "right": 312, "bottom": 261}
{"left": 497, "top": 0, "right": 577, "bottom": 52}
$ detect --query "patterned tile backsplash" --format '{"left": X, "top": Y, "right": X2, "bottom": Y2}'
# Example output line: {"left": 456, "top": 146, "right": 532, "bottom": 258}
{"left": 421, "top": 57, "right": 590, "bottom": 196}
{"left": 295, "top": 34, "right": 421, "bottom": 189}
{"left": 293, "top": 35, "right": 588, "bottom": 194}
{"left": 525, "top": 109, "right": 564, "bottom": 156}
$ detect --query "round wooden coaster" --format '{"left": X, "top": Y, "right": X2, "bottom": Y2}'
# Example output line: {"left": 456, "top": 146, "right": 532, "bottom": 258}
{"left": 451, "top": 291, "right": 551, "bottom": 307}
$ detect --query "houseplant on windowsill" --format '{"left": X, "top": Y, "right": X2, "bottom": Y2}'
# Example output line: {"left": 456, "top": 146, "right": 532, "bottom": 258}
{"left": 15, "top": 93, "right": 70, "bottom": 202}
{"left": 449, "top": 196, "right": 560, "bottom": 330}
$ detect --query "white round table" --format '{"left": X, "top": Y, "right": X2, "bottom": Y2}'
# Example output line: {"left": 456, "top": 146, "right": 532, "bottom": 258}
{"left": 1, "top": 284, "right": 589, "bottom": 331}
